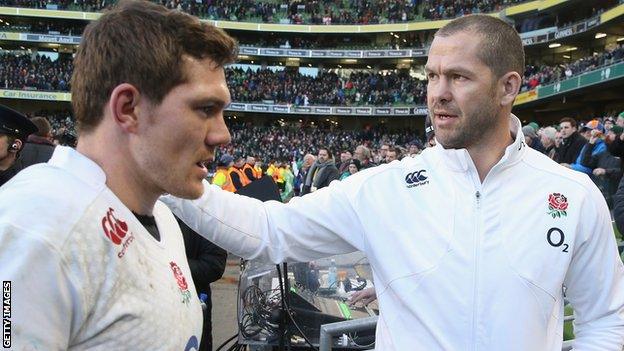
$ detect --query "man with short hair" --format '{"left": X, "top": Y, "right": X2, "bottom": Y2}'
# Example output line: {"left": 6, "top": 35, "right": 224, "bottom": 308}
{"left": 556, "top": 117, "right": 587, "bottom": 166}
{"left": 303, "top": 147, "right": 339, "bottom": 194}
{"left": 386, "top": 147, "right": 401, "bottom": 162}
{"left": 242, "top": 155, "right": 259, "bottom": 183}
{"left": 229, "top": 154, "right": 251, "bottom": 191}
{"left": 377, "top": 143, "right": 390, "bottom": 163}
{"left": 167, "top": 14, "right": 624, "bottom": 350}
{"left": 0, "top": 104, "right": 37, "bottom": 186}
{"left": 337, "top": 150, "right": 353, "bottom": 174}
{"left": 407, "top": 141, "right": 423, "bottom": 156}
{"left": 0, "top": 2, "right": 237, "bottom": 349}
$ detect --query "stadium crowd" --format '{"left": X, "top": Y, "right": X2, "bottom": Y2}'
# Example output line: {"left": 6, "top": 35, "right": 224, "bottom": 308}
{"left": 238, "top": 31, "right": 432, "bottom": 49}
{"left": 522, "top": 43, "right": 624, "bottom": 91}
{"left": 227, "top": 68, "right": 427, "bottom": 106}
{"left": 2, "top": 45, "right": 622, "bottom": 107}
{"left": 0, "top": 53, "right": 73, "bottom": 92}
{"left": 0, "top": 0, "right": 527, "bottom": 24}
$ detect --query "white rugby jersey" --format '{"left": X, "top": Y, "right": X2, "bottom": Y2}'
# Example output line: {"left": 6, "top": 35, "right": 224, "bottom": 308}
{"left": 0, "top": 146, "right": 202, "bottom": 350}
{"left": 164, "top": 115, "right": 624, "bottom": 350}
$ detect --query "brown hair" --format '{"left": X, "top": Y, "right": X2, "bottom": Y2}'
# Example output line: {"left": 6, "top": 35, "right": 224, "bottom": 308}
{"left": 71, "top": 0, "right": 238, "bottom": 133}
{"left": 30, "top": 117, "right": 51, "bottom": 137}
{"left": 560, "top": 117, "right": 577, "bottom": 128}
{"left": 435, "top": 14, "right": 525, "bottom": 78}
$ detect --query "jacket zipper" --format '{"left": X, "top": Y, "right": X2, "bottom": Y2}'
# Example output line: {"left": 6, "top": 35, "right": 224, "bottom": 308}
{"left": 472, "top": 190, "right": 482, "bottom": 351}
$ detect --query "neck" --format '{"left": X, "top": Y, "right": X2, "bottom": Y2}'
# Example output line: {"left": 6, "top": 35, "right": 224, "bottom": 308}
{"left": 77, "top": 130, "right": 158, "bottom": 216}
{"left": 466, "top": 115, "right": 514, "bottom": 182}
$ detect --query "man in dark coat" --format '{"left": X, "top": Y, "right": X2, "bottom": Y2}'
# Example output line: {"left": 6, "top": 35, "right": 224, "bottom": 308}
{"left": 556, "top": 117, "right": 587, "bottom": 165}
{"left": 303, "top": 147, "right": 339, "bottom": 194}
{"left": 13, "top": 117, "right": 56, "bottom": 172}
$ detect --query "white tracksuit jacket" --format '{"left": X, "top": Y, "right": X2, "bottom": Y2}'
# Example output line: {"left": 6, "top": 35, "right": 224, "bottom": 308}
{"left": 163, "top": 116, "right": 624, "bottom": 350}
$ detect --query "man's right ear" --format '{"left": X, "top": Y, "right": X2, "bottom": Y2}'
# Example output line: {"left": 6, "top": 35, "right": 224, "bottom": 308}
{"left": 108, "top": 83, "right": 142, "bottom": 134}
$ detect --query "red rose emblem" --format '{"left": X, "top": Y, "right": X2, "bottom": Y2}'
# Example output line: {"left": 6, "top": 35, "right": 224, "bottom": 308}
{"left": 549, "top": 193, "right": 568, "bottom": 211}
{"left": 547, "top": 193, "right": 568, "bottom": 218}
{"left": 170, "top": 262, "right": 188, "bottom": 291}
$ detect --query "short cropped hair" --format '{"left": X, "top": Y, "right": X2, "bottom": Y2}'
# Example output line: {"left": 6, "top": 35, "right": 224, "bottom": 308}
{"left": 435, "top": 14, "right": 524, "bottom": 78}
{"left": 560, "top": 117, "right": 577, "bottom": 128}
{"left": 71, "top": 0, "right": 238, "bottom": 133}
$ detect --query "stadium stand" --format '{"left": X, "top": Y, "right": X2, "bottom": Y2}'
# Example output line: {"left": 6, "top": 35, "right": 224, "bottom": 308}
{"left": 0, "top": 0, "right": 530, "bottom": 23}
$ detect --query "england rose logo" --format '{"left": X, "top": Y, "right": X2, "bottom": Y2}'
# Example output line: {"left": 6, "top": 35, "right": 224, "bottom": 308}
{"left": 547, "top": 193, "right": 568, "bottom": 218}
{"left": 170, "top": 261, "right": 192, "bottom": 305}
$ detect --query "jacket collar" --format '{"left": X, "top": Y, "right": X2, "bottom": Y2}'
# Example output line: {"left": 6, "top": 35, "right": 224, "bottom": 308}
{"left": 432, "top": 114, "right": 526, "bottom": 174}
{"left": 48, "top": 146, "right": 107, "bottom": 190}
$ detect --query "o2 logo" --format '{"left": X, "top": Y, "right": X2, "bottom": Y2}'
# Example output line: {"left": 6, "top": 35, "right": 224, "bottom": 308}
{"left": 547, "top": 227, "right": 568, "bottom": 253}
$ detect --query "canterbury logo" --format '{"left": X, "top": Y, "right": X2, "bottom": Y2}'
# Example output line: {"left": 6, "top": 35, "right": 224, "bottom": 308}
{"left": 405, "top": 170, "right": 429, "bottom": 188}
{"left": 101, "top": 207, "right": 129, "bottom": 245}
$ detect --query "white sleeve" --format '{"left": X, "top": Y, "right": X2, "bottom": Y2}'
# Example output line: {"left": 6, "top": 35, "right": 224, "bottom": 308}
{"left": 161, "top": 179, "right": 366, "bottom": 263}
{"left": 0, "top": 222, "right": 83, "bottom": 350}
{"left": 563, "top": 185, "right": 624, "bottom": 350}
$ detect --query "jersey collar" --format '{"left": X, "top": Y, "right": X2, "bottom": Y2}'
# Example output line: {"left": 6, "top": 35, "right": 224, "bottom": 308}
{"left": 48, "top": 146, "right": 107, "bottom": 190}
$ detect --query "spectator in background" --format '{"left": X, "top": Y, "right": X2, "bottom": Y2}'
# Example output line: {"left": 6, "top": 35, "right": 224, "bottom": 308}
{"left": 407, "top": 140, "right": 423, "bottom": 156}
{"left": 229, "top": 154, "right": 251, "bottom": 191}
{"left": 304, "top": 147, "right": 339, "bottom": 194}
{"left": 539, "top": 126, "right": 557, "bottom": 160}
{"left": 337, "top": 150, "right": 353, "bottom": 174}
{"left": 354, "top": 144, "right": 374, "bottom": 169}
{"left": 339, "top": 159, "right": 360, "bottom": 180}
{"left": 376, "top": 143, "right": 390, "bottom": 164}
{"left": 213, "top": 154, "right": 235, "bottom": 192}
{"left": 605, "top": 117, "right": 615, "bottom": 133}
{"left": 617, "top": 112, "right": 624, "bottom": 128}
{"left": 242, "top": 156, "right": 259, "bottom": 183}
{"left": 0, "top": 104, "right": 37, "bottom": 186}
{"left": 569, "top": 120, "right": 607, "bottom": 173}
{"left": 12, "top": 116, "right": 56, "bottom": 171}
{"left": 253, "top": 157, "right": 264, "bottom": 178}
{"left": 556, "top": 117, "right": 587, "bottom": 166}
{"left": 522, "top": 125, "right": 545, "bottom": 154}
{"left": 294, "top": 153, "right": 315, "bottom": 196}
{"left": 386, "top": 146, "right": 401, "bottom": 162}
{"left": 577, "top": 121, "right": 621, "bottom": 207}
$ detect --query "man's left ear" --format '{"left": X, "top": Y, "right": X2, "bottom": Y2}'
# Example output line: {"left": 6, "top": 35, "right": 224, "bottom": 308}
{"left": 499, "top": 72, "right": 522, "bottom": 106}
{"left": 9, "top": 139, "right": 22, "bottom": 152}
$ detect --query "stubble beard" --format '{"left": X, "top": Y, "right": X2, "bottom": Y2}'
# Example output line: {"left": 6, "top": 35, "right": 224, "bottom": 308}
{"left": 432, "top": 91, "right": 499, "bottom": 150}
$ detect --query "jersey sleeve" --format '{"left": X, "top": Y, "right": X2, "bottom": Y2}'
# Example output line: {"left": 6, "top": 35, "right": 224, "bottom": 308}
{"left": 161, "top": 178, "right": 366, "bottom": 263}
{"left": 563, "top": 184, "right": 624, "bottom": 350}
{"left": 0, "top": 222, "right": 84, "bottom": 350}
